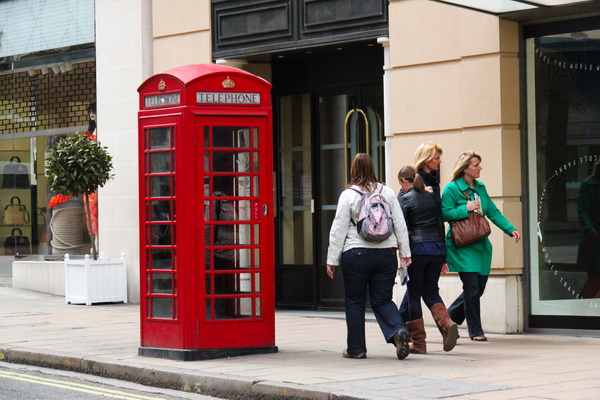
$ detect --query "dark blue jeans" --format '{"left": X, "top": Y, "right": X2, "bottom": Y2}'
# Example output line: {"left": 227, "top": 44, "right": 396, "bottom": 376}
{"left": 398, "top": 255, "right": 445, "bottom": 321}
{"left": 448, "top": 272, "right": 489, "bottom": 337}
{"left": 341, "top": 247, "right": 406, "bottom": 355}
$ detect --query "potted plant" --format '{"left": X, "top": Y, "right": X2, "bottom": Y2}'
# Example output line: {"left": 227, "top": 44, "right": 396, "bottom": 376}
{"left": 45, "top": 133, "right": 113, "bottom": 260}
{"left": 45, "top": 133, "right": 125, "bottom": 305}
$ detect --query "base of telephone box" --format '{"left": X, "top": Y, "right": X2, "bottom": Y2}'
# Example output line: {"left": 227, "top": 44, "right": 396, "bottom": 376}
{"left": 138, "top": 345, "right": 279, "bottom": 361}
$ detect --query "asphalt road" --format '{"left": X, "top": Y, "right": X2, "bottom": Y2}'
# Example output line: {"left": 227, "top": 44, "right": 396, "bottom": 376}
{"left": 0, "top": 362, "right": 222, "bottom": 400}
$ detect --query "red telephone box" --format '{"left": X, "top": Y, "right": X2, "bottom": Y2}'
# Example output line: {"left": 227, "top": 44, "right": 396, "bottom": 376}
{"left": 137, "top": 65, "right": 276, "bottom": 360}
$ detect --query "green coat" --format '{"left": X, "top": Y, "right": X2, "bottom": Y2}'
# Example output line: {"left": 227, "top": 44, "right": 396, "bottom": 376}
{"left": 441, "top": 178, "right": 516, "bottom": 275}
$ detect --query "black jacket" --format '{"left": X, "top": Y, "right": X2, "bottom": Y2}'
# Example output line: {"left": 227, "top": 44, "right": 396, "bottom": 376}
{"left": 398, "top": 188, "right": 445, "bottom": 245}
{"left": 418, "top": 168, "right": 441, "bottom": 198}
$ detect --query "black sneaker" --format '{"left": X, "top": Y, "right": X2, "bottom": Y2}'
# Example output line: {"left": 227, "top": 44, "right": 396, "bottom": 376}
{"left": 343, "top": 349, "right": 367, "bottom": 359}
{"left": 393, "top": 329, "right": 410, "bottom": 360}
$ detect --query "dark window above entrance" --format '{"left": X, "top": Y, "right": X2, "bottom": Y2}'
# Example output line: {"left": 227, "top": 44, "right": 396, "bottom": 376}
{"left": 212, "top": 0, "right": 388, "bottom": 58}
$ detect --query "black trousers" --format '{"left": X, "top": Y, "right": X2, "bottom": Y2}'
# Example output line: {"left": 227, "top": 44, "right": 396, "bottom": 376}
{"left": 341, "top": 248, "right": 405, "bottom": 354}
{"left": 448, "top": 272, "right": 488, "bottom": 337}
{"left": 398, "top": 254, "right": 444, "bottom": 321}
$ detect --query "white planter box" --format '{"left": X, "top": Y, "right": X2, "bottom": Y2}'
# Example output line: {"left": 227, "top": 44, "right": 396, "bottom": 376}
{"left": 65, "top": 253, "right": 127, "bottom": 305}
{"left": 13, "top": 260, "right": 65, "bottom": 295}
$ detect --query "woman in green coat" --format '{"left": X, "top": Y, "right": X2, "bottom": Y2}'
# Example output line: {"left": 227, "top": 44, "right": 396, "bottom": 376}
{"left": 441, "top": 151, "right": 520, "bottom": 341}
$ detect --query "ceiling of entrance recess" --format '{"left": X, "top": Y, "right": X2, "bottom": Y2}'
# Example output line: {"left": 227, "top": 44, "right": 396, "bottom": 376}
{"left": 432, "top": 0, "right": 594, "bottom": 15}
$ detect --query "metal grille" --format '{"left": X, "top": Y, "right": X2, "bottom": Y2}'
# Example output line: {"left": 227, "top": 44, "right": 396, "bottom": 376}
{"left": 0, "top": 61, "right": 95, "bottom": 135}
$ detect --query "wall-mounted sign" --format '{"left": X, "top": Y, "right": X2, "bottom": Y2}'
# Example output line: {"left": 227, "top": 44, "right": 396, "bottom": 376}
{"left": 196, "top": 92, "right": 260, "bottom": 105}
{"left": 144, "top": 93, "right": 181, "bottom": 108}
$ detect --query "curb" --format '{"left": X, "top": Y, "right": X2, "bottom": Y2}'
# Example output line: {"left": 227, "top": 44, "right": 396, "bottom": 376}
{"left": 0, "top": 347, "right": 363, "bottom": 400}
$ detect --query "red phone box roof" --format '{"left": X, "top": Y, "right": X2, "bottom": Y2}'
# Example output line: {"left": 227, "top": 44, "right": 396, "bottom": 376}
{"left": 138, "top": 64, "right": 272, "bottom": 109}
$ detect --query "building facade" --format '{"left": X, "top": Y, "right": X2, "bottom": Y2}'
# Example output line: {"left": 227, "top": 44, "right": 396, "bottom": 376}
{"left": 3, "top": 0, "right": 599, "bottom": 333}
{"left": 0, "top": 0, "right": 96, "bottom": 274}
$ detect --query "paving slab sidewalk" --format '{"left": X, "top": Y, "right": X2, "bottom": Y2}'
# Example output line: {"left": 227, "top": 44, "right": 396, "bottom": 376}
{"left": 0, "top": 285, "right": 599, "bottom": 400}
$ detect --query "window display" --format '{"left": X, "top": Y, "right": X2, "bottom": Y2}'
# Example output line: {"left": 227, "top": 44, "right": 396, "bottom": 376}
{"left": 527, "top": 29, "right": 600, "bottom": 323}
{"left": 0, "top": 62, "right": 96, "bottom": 258}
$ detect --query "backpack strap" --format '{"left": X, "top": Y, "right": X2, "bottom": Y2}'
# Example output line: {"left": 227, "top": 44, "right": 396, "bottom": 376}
{"left": 350, "top": 183, "right": 383, "bottom": 194}
{"left": 348, "top": 185, "right": 365, "bottom": 227}
{"left": 349, "top": 185, "right": 364, "bottom": 195}
{"left": 375, "top": 183, "right": 391, "bottom": 215}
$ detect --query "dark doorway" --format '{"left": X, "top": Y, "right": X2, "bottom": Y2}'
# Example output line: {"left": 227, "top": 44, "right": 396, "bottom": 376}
{"left": 273, "top": 42, "right": 384, "bottom": 310}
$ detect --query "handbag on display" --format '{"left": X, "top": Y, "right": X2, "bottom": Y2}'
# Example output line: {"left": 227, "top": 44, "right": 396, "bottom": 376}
{"left": 4, "top": 227, "right": 31, "bottom": 255}
{"left": 3, "top": 196, "right": 30, "bottom": 225}
{"left": 1, "top": 156, "right": 30, "bottom": 188}
{"left": 449, "top": 188, "right": 491, "bottom": 247}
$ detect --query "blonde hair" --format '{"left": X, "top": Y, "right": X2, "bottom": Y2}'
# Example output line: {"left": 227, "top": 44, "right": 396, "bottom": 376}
{"left": 413, "top": 142, "right": 443, "bottom": 170}
{"left": 451, "top": 150, "right": 482, "bottom": 182}
{"left": 397, "top": 165, "right": 425, "bottom": 192}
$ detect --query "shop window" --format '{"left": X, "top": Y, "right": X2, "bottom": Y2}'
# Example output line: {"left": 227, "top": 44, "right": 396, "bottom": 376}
{"left": 527, "top": 30, "right": 600, "bottom": 320}
{"left": 0, "top": 61, "right": 96, "bottom": 258}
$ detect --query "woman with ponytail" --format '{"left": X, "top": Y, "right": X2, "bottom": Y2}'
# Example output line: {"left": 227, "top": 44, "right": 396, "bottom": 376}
{"left": 397, "top": 166, "right": 458, "bottom": 354}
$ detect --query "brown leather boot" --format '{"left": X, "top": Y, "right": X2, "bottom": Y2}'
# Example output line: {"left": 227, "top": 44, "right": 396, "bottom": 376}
{"left": 431, "top": 303, "right": 459, "bottom": 352}
{"left": 406, "top": 319, "right": 426, "bottom": 354}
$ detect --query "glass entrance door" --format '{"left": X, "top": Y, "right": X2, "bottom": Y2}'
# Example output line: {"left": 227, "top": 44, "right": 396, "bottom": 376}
{"left": 276, "top": 85, "right": 384, "bottom": 310}
{"left": 526, "top": 28, "right": 600, "bottom": 330}
{"left": 318, "top": 87, "right": 384, "bottom": 308}
{"left": 277, "top": 94, "right": 315, "bottom": 307}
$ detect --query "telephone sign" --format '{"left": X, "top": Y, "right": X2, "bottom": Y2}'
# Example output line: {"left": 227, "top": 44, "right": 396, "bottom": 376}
{"left": 196, "top": 92, "right": 260, "bottom": 105}
{"left": 144, "top": 93, "right": 181, "bottom": 107}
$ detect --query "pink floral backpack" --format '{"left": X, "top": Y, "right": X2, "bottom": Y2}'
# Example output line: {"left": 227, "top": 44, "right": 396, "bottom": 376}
{"left": 350, "top": 183, "right": 394, "bottom": 242}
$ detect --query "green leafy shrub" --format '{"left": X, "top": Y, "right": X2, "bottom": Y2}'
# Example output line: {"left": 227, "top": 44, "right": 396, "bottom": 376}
{"left": 45, "top": 134, "right": 114, "bottom": 259}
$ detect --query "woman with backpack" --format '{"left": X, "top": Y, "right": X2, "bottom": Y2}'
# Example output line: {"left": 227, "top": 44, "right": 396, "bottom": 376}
{"left": 326, "top": 153, "right": 412, "bottom": 360}
{"left": 397, "top": 166, "right": 458, "bottom": 354}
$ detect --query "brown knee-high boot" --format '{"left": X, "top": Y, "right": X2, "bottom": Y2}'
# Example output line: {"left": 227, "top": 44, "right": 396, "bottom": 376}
{"left": 406, "top": 319, "right": 426, "bottom": 354}
{"left": 431, "top": 303, "right": 458, "bottom": 352}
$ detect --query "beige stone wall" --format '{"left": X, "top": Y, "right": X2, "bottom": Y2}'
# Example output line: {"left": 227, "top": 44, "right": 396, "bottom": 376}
{"left": 96, "top": 0, "right": 154, "bottom": 303}
{"left": 152, "top": 0, "right": 212, "bottom": 73}
{"left": 388, "top": 0, "right": 523, "bottom": 274}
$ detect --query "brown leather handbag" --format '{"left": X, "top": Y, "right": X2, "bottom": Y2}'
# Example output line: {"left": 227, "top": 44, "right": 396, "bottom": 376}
{"left": 3, "top": 196, "right": 30, "bottom": 225}
{"left": 449, "top": 189, "right": 491, "bottom": 247}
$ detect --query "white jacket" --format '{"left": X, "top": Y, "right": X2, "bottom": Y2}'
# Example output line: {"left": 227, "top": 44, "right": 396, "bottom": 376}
{"left": 326, "top": 184, "right": 411, "bottom": 266}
